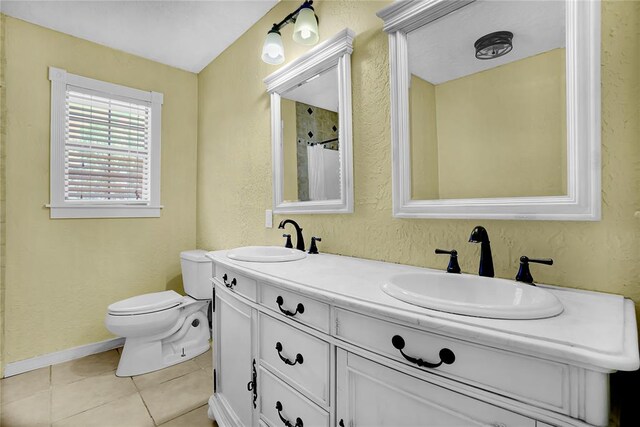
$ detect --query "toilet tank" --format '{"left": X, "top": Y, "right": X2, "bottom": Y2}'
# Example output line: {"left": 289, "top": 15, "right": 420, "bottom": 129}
{"left": 180, "top": 250, "right": 212, "bottom": 300}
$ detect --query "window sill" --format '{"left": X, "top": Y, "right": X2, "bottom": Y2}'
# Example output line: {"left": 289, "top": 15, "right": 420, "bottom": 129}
{"left": 46, "top": 204, "right": 163, "bottom": 219}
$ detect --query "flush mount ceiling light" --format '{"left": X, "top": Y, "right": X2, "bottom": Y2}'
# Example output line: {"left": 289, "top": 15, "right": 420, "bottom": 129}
{"left": 474, "top": 31, "right": 513, "bottom": 60}
{"left": 261, "top": 0, "right": 319, "bottom": 65}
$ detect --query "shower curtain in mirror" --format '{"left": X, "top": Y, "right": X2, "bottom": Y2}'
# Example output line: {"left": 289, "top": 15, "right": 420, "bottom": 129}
{"left": 307, "top": 144, "right": 327, "bottom": 200}
{"left": 307, "top": 145, "right": 340, "bottom": 201}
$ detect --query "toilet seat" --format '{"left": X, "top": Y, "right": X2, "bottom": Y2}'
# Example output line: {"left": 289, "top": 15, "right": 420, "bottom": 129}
{"left": 108, "top": 290, "right": 184, "bottom": 316}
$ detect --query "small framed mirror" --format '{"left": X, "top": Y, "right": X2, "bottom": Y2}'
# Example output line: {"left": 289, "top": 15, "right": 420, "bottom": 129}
{"left": 265, "top": 29, "right": 354, "bottom": 214}
{"left": 377, "top": 0, "right": 601, "bottom": 220}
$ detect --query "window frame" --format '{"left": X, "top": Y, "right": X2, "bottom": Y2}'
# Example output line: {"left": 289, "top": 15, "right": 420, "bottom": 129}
{"left": 48, "top": 67, "right": 164, "bottom": 218}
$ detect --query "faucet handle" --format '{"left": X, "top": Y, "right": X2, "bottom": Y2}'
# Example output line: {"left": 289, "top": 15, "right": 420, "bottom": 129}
{"left": 282, "top": 234, "right": 293, "bottom": 249}
{"left": 516, "top": 256, "right": 553, "bottom": 284}
{"left": 308, "top": 237, "right": 322, "bottom": 254}
{"left": 525, "top": 256, "right": 554, "bottom": 265}
{"left": 435, "top": 249, "right": 461, "bottom": 274}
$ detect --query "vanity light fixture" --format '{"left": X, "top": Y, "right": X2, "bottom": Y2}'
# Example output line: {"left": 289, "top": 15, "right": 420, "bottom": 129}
{"left": 261, "top": 0, "right": 319, "bottom": 65}
{"left": 474, "top": 31, "right": 513, "bottom": 60}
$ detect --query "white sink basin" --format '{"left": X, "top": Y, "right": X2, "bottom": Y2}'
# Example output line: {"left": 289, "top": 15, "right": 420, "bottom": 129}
{"left": 227, "top": 246, "right": 307, "bottom": 263}
{"left": 382, "top": 272, "right": 563, "bottom": 319}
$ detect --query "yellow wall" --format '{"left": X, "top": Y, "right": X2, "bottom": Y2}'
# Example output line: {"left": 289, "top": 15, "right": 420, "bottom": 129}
{"left": 436, "top": 49, "right": 567, "bottom": 199}
{"left": 281, "top": 98, "right": 298, "bottom": 201}
{"left": 0, "top": 13, "right": 6, "bottom": 372}
{"left": 409, "top": 74, "right": 439, "bottom": 200}
{"left": 410, "top": 49, "right": 567, "bottom": 200}
{"left": 197, "top": 0, "right": 640, "bottom": 324}
{"left": 2, "top": 16, "right": 198, "bottom": 366}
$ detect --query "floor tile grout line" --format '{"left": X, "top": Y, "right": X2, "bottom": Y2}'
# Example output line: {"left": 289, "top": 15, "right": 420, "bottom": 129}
{"left": 132, "top": 375, "right": 159, "bottom": 426}
{"left": 49, "top": 351, "right": 135, "bottom": 424}
{"left": 2, "top": 353, "right": 120, "bottom": 424}
{"left": 133, "top": 360, "right": 203, "bottom": 391}
{"left": 137, "top": 369, "right": 211, "bottom": 426}
{"left": 50, "top": 391, "right": 141, "bottom": 426}
{"left": 132, "top": 357, "right": 211, "bottom": 425}
{"left": 156, "top": 403, "right": 210, "bottom": 426}
{"left": 52, "top": 367, "right": 119, "bottom": 388}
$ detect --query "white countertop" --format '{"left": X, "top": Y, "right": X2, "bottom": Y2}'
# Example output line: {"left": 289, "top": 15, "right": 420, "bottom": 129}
{"left": 208, "top": 250, "right": 639, "bottom": 372}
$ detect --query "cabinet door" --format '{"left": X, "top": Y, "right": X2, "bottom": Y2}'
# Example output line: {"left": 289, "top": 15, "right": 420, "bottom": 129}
{"left": 214, "top": 287, "right": 255, "bottom": 426}
{"left": 336, "top": 349, "right": 534, "bottom": 427}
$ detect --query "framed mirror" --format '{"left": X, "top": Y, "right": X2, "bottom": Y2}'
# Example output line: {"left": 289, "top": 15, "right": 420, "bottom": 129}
{"left": 377, "top": 0, "right": 600, "bottom": 220}
{"left": 265, "top": 29, "right": 354, "bottom": 214}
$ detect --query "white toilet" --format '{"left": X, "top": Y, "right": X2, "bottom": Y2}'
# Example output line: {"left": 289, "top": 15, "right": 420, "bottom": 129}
{"left": 105, "top": 250, "right": 212, "bottom": 377}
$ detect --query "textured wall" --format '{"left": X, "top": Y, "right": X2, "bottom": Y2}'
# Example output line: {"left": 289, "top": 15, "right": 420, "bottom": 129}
{"left": 0, "top": 13, "right": 6, "bottom": 373}
{"left": 198, "top": 0, "right": 640, "bottom": 324}
{"left": 3, "top": 16, "right": 198, "bottom": 367}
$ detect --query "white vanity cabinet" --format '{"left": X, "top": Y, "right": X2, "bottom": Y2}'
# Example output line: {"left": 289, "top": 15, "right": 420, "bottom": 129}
{"left": 207, "top": 251, "right": 639, "bottom": 427}
{"left": 211, "top": 285, "right": 257, "bottom": 426}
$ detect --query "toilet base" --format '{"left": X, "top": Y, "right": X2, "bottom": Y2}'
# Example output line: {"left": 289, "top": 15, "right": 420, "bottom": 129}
{"left": 115, "top": 309, "right": 211, "bottom": 377}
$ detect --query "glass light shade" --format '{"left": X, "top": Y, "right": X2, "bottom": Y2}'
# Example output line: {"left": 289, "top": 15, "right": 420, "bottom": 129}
{"left": 292, "top": 7, "right": 319, "bottom": 45}
{"left": 262, "top": 31, "right": 285, "bottom": 64}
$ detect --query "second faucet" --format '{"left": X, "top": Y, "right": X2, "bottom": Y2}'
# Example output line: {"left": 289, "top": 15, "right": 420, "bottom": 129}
{"left": 469, "top": 226, "right": 494, "bottom": 277}
{"left": 278, "top": 219, "right": 305, "bottom": 252}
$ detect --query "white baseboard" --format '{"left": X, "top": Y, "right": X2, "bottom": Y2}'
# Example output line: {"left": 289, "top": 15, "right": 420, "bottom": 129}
{"left": 3, "top": 337, "right": 125, "bottom": 378}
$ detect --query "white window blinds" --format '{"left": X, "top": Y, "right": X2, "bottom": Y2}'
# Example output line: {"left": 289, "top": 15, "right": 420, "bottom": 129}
{"left": 64, "top": 88, "right": 151, "bottom": 203}
{"left": 49, "top": 67, "right": 163, "bottom": 218}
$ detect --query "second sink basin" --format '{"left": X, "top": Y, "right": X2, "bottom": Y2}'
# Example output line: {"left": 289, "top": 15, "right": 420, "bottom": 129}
{"left": 227, "top": 246, "right": 307, "bottom": 263}
{"left": 382, "top": 272, "right": 563, "bottom": 319}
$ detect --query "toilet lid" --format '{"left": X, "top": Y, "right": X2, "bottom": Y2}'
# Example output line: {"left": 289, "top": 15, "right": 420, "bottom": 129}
{"left": 108, "top": 290, "right": 184, "bottom": 315}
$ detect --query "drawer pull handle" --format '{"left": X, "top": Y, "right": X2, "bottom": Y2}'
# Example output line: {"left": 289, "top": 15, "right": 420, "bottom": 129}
{"left": 222, "top": 274, "right": 237, "bottom": 288}
{"left": 391, "top": 335, "right": 455, "bottom": 369}
{"left": 246, "top": 359, "right": 257, "bottom": 408}
{"left": 275, "top": 342, "right": 304, "bottom": 366}
{"left": 275, "top": 401, "right": 303, "bottom": 427}
{"left": 276, "top": 296, "right": 305, "bottom": 317}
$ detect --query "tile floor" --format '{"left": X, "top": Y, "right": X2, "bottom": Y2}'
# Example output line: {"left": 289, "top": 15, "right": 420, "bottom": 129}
{"left": 0, "top": 347, "right": 218, "bottom": 427}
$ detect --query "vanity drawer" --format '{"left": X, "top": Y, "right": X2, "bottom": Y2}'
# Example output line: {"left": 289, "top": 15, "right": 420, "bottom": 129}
{"left": 259, "top": 366, "right": 329, "bottom": 427}
{"left": 338, "top": 350, "right": 536, "bottom": 427}
{"left": 259, "top": 284, "right": 330, "bottom": 333}
{"left": 259, "top": 313, "right": 330, "bottom": 406}
{"left": 214, "top": 265, "right": 257, "bottom": 302}
{"left": 335, "top": 308, "right": 570, "bottom": 414}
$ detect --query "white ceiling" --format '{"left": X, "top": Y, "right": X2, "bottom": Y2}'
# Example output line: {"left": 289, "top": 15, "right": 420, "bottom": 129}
{"left": 1, "top": 0, "right": 279, "bottom": 73}
{"left": 408, "top": 0, "right": 565, "bottom": 85}
{"left": 282, "top": 67, "right": 339, "bottom": 113}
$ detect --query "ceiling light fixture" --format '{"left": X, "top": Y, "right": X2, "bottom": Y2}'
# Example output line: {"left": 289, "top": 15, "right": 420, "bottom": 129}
{"left": 261, "top": 0, "right": 319, "bottom": 65}
{"left": 474, "top": 31, "right": 513, "bottom": 60}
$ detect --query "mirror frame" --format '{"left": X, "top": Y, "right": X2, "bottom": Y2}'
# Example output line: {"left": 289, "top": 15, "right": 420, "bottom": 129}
{"left": 377, "top": 0, "right": 601, "bottom": 220}
{"left": 264, "top": 28, "right": 355, "bottom": 214}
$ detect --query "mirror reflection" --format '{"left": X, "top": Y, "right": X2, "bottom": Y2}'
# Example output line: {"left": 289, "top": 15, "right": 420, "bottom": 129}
{"left": 281, "top": 67, "right": 341, "bottom": 202}
{"left": 408, "top": 0, "right": 567, "bottom": 200}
